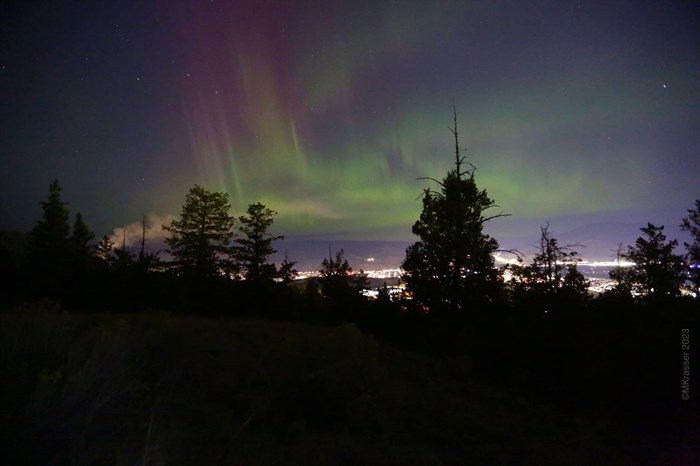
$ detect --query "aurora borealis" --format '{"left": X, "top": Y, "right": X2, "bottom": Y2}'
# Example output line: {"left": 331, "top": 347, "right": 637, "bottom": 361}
{"left": 2, "top": 1, "right": 699, "bottom": 262}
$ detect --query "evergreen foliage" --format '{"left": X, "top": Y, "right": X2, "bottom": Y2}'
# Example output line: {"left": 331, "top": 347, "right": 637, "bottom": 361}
{"left": 96, "top": 235, "right": 115, "bottom": 265}
{"left": 163, "top": 185, "right": 235, "bottom": 279}
{"left": 607, "top": 243, "right": 635, "bottom": 300}
{"left": 680, "top": 199, "right": 700, "bottom": 289}
{"left": 113, "top": 242, "right": 137, "bottom": 272}
{"left": 69, "top": 212, "right": 95, "bottom": 274}
{"left": 278, "top": 250, "right": 298, "bottom": 284}
{"left": 28, "top": 180, "right": 72, "bottom": 297}
{"left": 319, "top": 247, "right": 352, "bottom": 279}
{"left": 318, "top": 248, "right": 353, "bottom": 298}
{"left": 511, "top": 224, "right": 589, "bottom": 305}
{"left": 29, "top": 180, "right": 71, "bottom": 270}
{"left": 235, "top": 202, "right": 282, "bottom": 282}
{"left": 614, "top": 223, "right": 686, "bottom": 299}
{"left": 317, "top": 248, "right": 368, "bottom": 311}
{"left": 402, "top": 109, "right": 504, "bottom": 314}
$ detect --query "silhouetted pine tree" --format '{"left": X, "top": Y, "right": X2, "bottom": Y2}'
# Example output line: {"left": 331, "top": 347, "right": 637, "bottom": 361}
{"left": 680, "top": 199, "right": 700, "bottom": 290}
{"left": 318, "top": 247, "right": 353, "bottom": 301}
{"left": 234, "top": 202, "right": 282, "bottom": 282}
{"left": 510, "top": 224, "right": 588, "bottom": 308}
{"left": 29, "top": 180, "right": 71, "bottom": 298}
{"left": 278, "top": 250, "right": 298, "bottom": 284}
{"left": 320, "top": 248, "right": 352, "bottom": 281}
{"left": 69, "top": 212, "right": 94, "bottom": 276}
{"left": 96, "top": 235, "right": 115, "bottom": 266}
{"left": 606, "top": 243, "right": 635, "bottom": 300}
{"left": 163, "top": 185, "right": 235, "bottom": 279}
{"left": 615, "top": 223, "right": 685, "bottom": 300}
{"left": 402, "top": 108, "right": 506, "bottom": 315}
{"left": 318, "top": 248, "right": 366, "bottom": 322}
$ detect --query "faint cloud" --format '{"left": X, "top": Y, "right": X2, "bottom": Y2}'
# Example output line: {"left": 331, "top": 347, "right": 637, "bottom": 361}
{"left": 109, "top": 212, "right": 177, "bottom": 248}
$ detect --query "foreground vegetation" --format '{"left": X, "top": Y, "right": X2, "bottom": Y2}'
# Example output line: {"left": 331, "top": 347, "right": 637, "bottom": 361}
{"left": 1, "top": 303, "right": 696, "bottom": 466}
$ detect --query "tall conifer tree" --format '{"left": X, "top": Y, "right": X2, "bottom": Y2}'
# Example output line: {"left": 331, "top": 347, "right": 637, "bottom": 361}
{"left": 680, "top": 199, "right": 700, "bottom": 290}
{"left": 163, "top": 185, "right": 235, "bottom": 279}
{"left": 234, "top": 202, "right": 282, "bottom": 282}
{"left": 402, "top": 108, "right": 505, "bottom": 314}
{"left": 69, "top": 212, "right": 94, "bottom": 274}
{"left": 29, "top": 180, "right": 71, "bottom": 296}
{"left": 612, "top": 223, "right": 685, "bottom": 299}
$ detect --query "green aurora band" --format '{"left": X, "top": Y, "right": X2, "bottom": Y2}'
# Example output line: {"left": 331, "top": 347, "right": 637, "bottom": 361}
{"left": 149, "top": 1, "right": 697, "bottom": 242}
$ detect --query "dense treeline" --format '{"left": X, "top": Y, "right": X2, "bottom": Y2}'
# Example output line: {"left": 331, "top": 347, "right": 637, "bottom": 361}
{"left": 1, "top": 111, "right": 698, "bottom": 464}
{"left": 1, "top": 114, "right": 698, "bottom": 349}
{"left": 4, "top": 140, "right": 698, "bottom": 319}
{"left": 1, "top": 116, "right": 697, "bottom": 332}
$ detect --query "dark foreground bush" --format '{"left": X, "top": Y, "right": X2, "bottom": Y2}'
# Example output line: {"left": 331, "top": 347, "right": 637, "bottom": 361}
{"left": 0, "top": 302, "right": 640, "bottom": 465}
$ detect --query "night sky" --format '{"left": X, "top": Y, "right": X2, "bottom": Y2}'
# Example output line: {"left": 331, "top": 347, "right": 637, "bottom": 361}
{"left": 2, "top": 0, "right": 699, "bottom": 263}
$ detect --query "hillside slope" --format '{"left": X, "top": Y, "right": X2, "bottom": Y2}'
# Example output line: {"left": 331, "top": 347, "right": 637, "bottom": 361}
{"left": 1, "top": 305, "right": 622, "bottom": 465}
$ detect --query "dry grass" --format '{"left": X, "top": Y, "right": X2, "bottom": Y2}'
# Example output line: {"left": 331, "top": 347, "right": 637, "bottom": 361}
{"left": 0, "top": 302, "right": 614, "bottom": 465}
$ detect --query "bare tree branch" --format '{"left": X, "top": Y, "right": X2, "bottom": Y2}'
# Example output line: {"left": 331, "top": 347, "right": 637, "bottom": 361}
{"left": 496, "top": 248, "right": 526, "bottom": 261}
{"left": 481, "top": 212, "right": 512, "bottom": 223}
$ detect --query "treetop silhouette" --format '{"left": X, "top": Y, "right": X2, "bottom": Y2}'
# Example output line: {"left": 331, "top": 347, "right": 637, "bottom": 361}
{"left": 402, "top": 107, "right": 507, "bottom": 314}
{"left": 163, "top": 185, "right": 235, "bottom": 279}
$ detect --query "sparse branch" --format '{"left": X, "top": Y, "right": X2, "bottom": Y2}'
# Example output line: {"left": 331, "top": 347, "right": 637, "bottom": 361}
{"left": 450, "top": 103, "right": 464, "bottom": 175}
{"left": 481, "top": 211, "right": 511, "bottom": 223}
{"left": 559, "top": 243, "right": 585, "bottom": 254}
{"left": 496, "top": 248, "right": 525, "bottom": 261}
{"left": 464, "top": 160, "right": 476, "bottom": 175}
{"left": 417, "top": 176, "right": 445, "bottom": 187}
